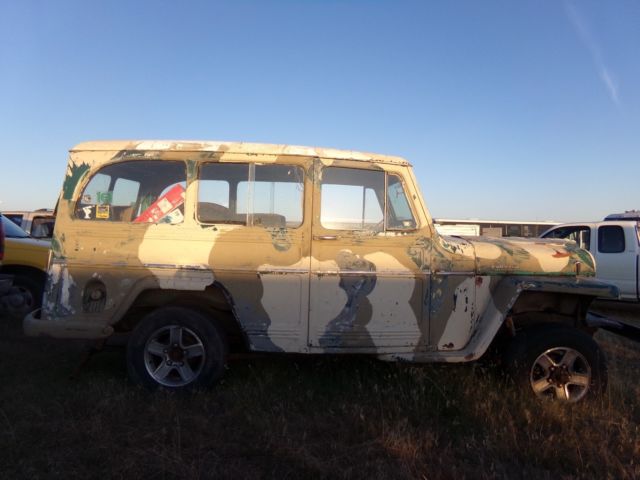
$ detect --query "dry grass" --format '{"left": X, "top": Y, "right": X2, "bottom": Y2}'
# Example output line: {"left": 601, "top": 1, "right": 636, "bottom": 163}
{"left": 1, "top": 303, "right": 639, "bottom": 479}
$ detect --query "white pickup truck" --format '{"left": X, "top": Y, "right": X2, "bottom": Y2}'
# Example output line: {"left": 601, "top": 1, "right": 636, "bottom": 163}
{"left": 541, "top": 220, "right": 640, "bottom": 302}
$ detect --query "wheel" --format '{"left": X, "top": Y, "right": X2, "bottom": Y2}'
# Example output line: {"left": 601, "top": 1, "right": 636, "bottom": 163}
{"left": 503, "top": 324, "right": 607, "bottom": 403}
{"left": 7, "top": 274, "right": 44, "bottom": 319}
{"left": 127, "top": 307, "right": 227, "bottom": 390}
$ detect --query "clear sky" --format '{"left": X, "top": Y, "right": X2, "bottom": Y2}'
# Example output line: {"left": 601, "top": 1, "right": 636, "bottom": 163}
{"left": 1, "top": 0, "right": 638, "bottom": 222}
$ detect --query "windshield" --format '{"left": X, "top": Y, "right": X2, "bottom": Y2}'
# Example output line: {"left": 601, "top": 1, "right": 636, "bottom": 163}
{"left": 1, "top": 215, "right": 29, "bottom": 238}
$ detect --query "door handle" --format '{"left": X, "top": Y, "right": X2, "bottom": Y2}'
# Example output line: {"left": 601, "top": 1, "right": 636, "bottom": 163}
{"left": 313, "top": 235, "right": 339, "bottom": 241}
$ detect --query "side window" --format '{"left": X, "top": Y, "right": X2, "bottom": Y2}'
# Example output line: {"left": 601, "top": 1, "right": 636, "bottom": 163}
{"left": 31, "top": 217, "right": 55, "bottom": 239}
{"left": 321, "top": 167, "right": 384, "bottom": 230}
{"left": 4, "top": 214, "right": 23, "bottom": 227}
{"left": 320, "top": 167, "right": 416, "bottom": 231}
{"left": 76, "top": 161, "right": 186, "bottom": 223}
{"left": 198, "top": 163, "right": 304, "bottom": 228}
{"left": 544, "top": 226, "right": 591, "bottom": 250}
{"left": 237, "top": 165, "right": 304, "bottom": 228}
{"left": 598, "top": 225, "right": 625, "bottom": 253}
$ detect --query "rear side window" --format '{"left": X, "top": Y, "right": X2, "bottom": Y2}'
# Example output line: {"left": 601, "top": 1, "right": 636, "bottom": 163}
{"left": 598, "top": 225, "right": 625, "bottom": 253}
{"left": 198, "top": 163, "right": 304, "bottom": 228}
{"left": 76, "top": 161, "right": 186, "bottom": 223}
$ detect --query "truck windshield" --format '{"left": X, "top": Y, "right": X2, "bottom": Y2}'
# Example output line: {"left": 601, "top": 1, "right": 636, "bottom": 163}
{"left": 1, "top": 215, "right": 29, "bottom": 238}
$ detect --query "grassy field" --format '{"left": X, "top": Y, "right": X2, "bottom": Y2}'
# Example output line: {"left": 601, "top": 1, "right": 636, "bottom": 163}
{"left": 1, "top": 304, "right": 639, "bottom": 479}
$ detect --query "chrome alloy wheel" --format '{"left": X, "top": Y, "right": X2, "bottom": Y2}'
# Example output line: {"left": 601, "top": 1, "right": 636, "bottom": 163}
{"left": 530, "top": 347, "right": 592, "bottom": 402}
{"left": 143, "top": 325, "right": 206, "bottom": 387}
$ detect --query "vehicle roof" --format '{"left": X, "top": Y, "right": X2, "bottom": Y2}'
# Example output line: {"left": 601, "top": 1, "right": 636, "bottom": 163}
{"left": 604, "top": 210, "right": 640, "bottom": 221}
{"left": 544, "top": 220, "right": 639, "bottom": 229}
{"left": 70, "top": 140, "right": 410, "bottom": 166}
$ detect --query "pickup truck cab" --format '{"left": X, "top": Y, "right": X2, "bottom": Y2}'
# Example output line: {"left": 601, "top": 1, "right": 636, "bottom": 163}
{"left": 24, "top": 140, "right": 620, "bottom": 402}
{"left": 4, "top": 209, "right": 56, "bottom": 239}
{"left": 541, "top": 221, "right": 640, "bottom": 302}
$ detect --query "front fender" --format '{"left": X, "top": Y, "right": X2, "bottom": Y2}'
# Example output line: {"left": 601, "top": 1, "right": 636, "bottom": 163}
{"left": 392, "top": 275, "right": 618, "bottom": 364}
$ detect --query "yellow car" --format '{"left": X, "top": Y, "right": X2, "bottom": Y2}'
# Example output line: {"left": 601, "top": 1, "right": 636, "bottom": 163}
{"left": 0, "top": 215, "right": 50, "bottom": 317}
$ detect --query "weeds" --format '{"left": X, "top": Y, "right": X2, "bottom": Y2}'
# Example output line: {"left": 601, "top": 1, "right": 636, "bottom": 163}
{"left": 1, "top": 304, "right": 638, "bottom": 479}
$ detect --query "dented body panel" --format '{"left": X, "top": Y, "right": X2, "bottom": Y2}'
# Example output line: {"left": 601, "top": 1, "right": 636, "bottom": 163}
{"left": 24, "top": 140, "right": 617, "bottom": 362}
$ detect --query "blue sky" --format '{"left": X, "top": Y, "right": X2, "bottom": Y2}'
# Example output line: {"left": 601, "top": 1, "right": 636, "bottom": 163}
{"left": 1, "top": 0, "right": 638, "bottom": 222}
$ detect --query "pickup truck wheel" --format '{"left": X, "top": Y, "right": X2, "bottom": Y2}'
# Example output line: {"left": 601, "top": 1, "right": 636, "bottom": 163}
{"left": 127, "top": 307, "right": 227, "bottom": 391}
{"left": 504, "top": 325, "right": 607, "bottom": 403}
{"left": 7, "top": 274, "right": 44, "bottom": 319}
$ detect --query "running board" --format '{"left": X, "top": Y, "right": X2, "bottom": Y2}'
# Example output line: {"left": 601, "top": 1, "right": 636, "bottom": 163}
{"left": 586, "top": 312, "right": 640, "bottom": 343}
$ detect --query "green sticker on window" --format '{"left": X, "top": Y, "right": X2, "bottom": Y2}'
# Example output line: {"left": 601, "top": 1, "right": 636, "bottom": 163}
{"left": 97, "top": 191, "right": 113, "bottom": 204}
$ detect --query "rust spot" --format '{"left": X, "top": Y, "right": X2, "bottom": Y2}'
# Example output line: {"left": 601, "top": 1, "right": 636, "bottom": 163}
{"left": 464, "top": 353, "right": 474, "bottom": 361}
{"left": 475, "top": 276, "right": 483, "bottom": 286}
{"left": 442, "top": 342, "right": 454, "bottom": 349}
{"left": 552, "top": 250, "right": 571, "bottom": 258}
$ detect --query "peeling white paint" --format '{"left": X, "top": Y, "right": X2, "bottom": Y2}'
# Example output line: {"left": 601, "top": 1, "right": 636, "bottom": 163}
{"left": 437, "top": 277, "right": 475, "bottom": 350}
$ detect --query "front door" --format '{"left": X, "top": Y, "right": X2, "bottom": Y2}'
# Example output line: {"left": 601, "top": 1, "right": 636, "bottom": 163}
{"left": 308, "top": 161, "right": 428, "bottom": 351}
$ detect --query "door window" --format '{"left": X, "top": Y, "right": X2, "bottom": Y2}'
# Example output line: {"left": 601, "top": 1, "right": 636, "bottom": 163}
{"left": 320, "top": 167, "right": 416, "bottom": 231}
{"left": 543, "top": 226, "right": 591, "bottom": 250}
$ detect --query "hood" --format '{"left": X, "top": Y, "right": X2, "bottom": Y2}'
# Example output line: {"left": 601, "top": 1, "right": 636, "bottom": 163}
{"left": 433, "top": 235, "right": 594, "bottom": 277}
{"left": 469, "top": 236, "right": 594, "bottom": 276}
{"left": 4, "top": 237, "right": 51, "bottom": 271}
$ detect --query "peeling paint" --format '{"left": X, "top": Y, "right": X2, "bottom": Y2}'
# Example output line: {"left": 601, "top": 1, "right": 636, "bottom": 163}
{"left": 62, "top": 162, "right": 90, "bottom": 200}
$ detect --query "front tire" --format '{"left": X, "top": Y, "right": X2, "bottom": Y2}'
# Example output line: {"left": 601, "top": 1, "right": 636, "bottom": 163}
{"left": 127, "top": 307, "right": 227, "bottom": 391}
{"left": 8, "top": 273, "right": 44, "bottom": 319}
{"left": 503, "top": 324, "right": 607, "bottom": 403}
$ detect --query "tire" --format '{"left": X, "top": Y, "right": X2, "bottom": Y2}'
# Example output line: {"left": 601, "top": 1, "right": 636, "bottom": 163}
{"left": 503, "top": 324, "right": 607, "bottom": 403}
{"left": 127, "top": 307, "right": 227, "bottom": 391}
{"left": 8, "top": 273, "right": 44, "bottom": 319}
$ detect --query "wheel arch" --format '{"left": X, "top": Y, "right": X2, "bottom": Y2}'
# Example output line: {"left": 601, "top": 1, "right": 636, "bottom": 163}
{"left": 0, "top": 264, "right": 47, "bottom": 282}
{"left": 507, "top": 290, "right": 595, "bottom": 330}
{"left": 115, "top": 282, "right": 250, "bottom": 353}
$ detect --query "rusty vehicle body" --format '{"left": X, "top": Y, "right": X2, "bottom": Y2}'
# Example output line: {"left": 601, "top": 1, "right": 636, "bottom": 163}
{"left": 24, "top": 141, "right": 620, "bottom": 401}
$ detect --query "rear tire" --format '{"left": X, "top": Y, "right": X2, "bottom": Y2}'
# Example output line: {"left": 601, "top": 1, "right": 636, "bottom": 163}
{"left": 503, "top": 324, "right": 607, "bottom": 403}
{"left": 127, "top": 307, "right": 227, "bottom": 391}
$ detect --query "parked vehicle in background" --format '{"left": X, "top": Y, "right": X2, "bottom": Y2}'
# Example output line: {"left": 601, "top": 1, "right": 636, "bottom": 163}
{"left": 541, "top": 221, "right": 640, "bottom": 302}
{"left": 4, "top": 209, "right": 55, "bottom": 239}
{"left": 25, "top": 140, "right": 629, "bottom": 403}
{"left": 0, "top": 215, "right": 50, "bottom": 317}
{"left": 0, "top": 215, "right": 13, "bottom": 312}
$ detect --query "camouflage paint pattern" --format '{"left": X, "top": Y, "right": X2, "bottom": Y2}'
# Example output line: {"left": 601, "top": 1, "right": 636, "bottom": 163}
{"left": 24, "top": 140, "right": 616, "bottom": 363}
